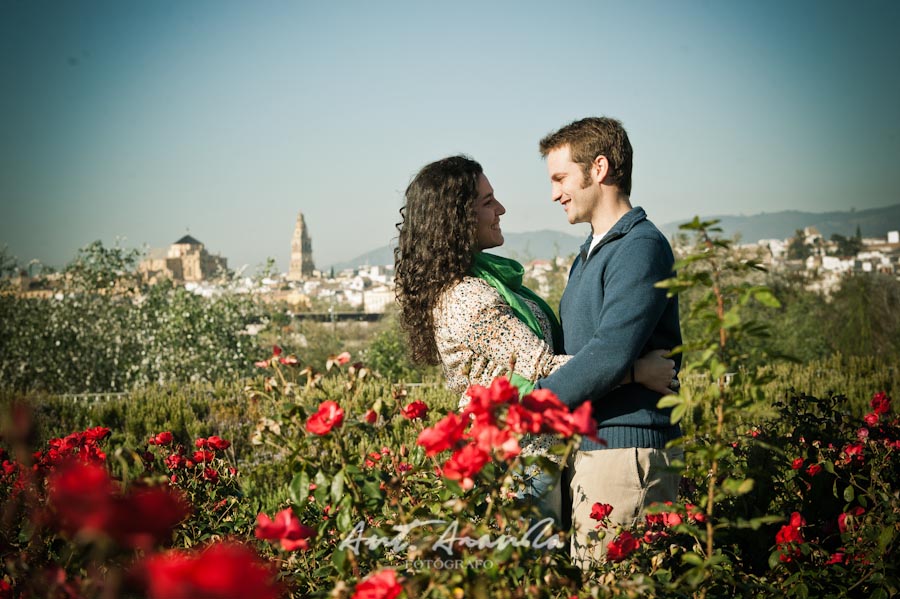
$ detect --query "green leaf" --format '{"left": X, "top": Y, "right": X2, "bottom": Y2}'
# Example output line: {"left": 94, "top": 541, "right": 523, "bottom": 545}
{"left": 722, "top": 477, "right": 754, "bottom": 496}
{"left": 331, "top": 469, "right": 345, "bottom": 504}
{"left": 332, "top": 547, "right": 348, "bottom": 573}
{"left": 670, "top": 403, "right": 687, "bottom": 425}
{"left": 336, "top": 505, "right": 352, "bottom": 533}
{"left": 878, "top": 525, "right": 895, "bottom": 553}
{"left": 657, "top": 395, "right": 683, "bottom": 409}
{"left": 753, "top": 289, "right": 781, "bottom": 308}
{"left": 722, "top": 310, "right": 741, "bottom": 329}
{"left": 336, "top": 495, "right": 353, "bottom": 533}
{"left": 681, "top": 551, "right": 704, "bottom": 566}
{"left": 313, "top": 471, "right": 329, "bottom": 504}
{"left": 361, "top": 479, "right": 383, "bottom": 502}
{"left": 843, "top": 485, "right": 855, "bottom": 502}
{"left": 289, "top": 470, "right": 310, "bottom": 509}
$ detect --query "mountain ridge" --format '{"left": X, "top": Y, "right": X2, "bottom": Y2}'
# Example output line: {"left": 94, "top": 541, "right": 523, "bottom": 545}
{"left": 328, "top": 203, "right": 900, "bottom": 270}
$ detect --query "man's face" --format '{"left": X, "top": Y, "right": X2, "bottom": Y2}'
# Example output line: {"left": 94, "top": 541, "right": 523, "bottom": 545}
{"left": 474, "top": 173, "right": 506, "bottom": 250}
{"left": 546, "top": 145, "right": 599, "bottom": 226}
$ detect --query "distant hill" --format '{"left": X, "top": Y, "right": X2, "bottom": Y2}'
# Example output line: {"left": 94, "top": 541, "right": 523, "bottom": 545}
{"left": 659, "top": 203, "right": 900, "bottom": 243}
{"left": 329, "top": 204, "right": 900, "bottom": 271}
{"left": 328, "top": 230, "right": 584, "bottom": 271}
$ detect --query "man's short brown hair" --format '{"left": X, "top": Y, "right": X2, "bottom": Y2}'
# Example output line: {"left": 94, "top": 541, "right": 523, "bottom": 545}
{"left": 539, "top": 117, "right": 633, "bottom": 196}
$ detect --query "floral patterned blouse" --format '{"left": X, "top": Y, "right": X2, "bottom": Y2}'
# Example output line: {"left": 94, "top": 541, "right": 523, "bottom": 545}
{"left": 433, "top": 276, "right": 571, "bottom": 461}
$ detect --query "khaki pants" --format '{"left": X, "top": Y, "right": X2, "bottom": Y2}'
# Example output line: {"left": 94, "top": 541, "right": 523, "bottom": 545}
{"left": 567, "top": 446, "right": 682, "bottom": 566}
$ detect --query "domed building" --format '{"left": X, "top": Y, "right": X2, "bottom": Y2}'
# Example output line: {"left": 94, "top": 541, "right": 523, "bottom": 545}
{"left": 138, "top": 235, "right": 228, "bottom": 284}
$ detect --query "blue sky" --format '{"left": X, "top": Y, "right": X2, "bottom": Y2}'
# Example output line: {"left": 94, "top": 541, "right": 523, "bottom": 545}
{"left": 2, "top": 0, "right": 899, "bottom": 271}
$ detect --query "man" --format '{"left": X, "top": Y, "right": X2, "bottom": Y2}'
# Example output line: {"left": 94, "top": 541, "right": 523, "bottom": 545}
{"left": 533, "top": 117, "right": 682, "bottom": 565}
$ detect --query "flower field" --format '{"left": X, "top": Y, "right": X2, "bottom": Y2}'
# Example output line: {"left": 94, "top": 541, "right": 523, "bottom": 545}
{"left": 1, "top": 350, "right": 898, "bottom": 598}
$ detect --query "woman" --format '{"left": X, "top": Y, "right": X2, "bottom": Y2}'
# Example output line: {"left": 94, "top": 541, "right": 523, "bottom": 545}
{"left": 393, "top": 156, "right": 675, "bottom": 522}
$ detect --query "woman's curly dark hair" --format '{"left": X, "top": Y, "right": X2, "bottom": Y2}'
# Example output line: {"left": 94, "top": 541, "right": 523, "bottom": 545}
{"left": 394, "top": 156, "right": 482, "bottom": 365}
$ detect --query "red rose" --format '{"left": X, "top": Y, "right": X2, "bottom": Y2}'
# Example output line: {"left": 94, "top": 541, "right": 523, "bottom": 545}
{"left": 523, "top": 390, "right": 599, "bottom": 440}
{"left": 776, "top": 523, "right": 803, "bottom": 545}
{"left": 464, "top": 378, "right": 519, "bottom": 421}
{"left": 441, "top": 442, "right": 491, "bottom": 489}
{"left": 790, "top": 458, "right": 804, "bottom": 470}
{"left": 685, "top": 503, "right": 707, "bottom": 523}
{"left": 663, "top": 511, "right": 683, "bottom": 527}
{"left": 417, "top": 413, "right": 466, "bottom": 456}
{"left": 352, "top": 568, "right": 402, "bottom": 599}
{"left": 871, "top": 391, "right": 891, "bottom": 415}
{"left": 83, "top": 426, "right": 111, "bottom": 442}
{"left": 48, "top": 461, "right": 116, "bottom": 536}
{"left": 521, "top": 388, "right": 567, "bottom": 414}
{"left": 805, "top": 464, "right": 822, "bottom": 477}
{"left": 401, "top": 400, "right": 428, "bottom": 420}
{"left": 364, "top": 410, "right": 378, "bottom": 424}
{"left": 843, "top": 442, "right": 865, "bottom": 465}
{"left": 589, "top": 502, "right": 613, "bottom": 522}
{"left": 143, "top": 542, "right": 281, "bottom": 599}
{"left": 149, "top": 432, "right": 174, "bottom": 446}
{"left": 864, "top": 412, "right": 879, "bottom": 427}
{"left": 826, "top": 551, "right": 846, "bottom": 565}
{"left": 838, "top": 506, "right": 865, "bottom": 534}
{"left": 775, "top": 511, "right": 806, "bottom": 561}
{"left": 469, "top": 422, "right": 520, "bottom": 460}
{"left": 505, "top": 403, "right": 543, "bottom": 434}
{"left": 112, "top": 486, "right": 191, "bottom": 549}
{"left": 566, "top": 401, "right": 602, "bottom": 442}
{"left": 606, "top": 531, "right": 640, "bottom": 562}
{"left": 192, "top": 450, "right": 215, "bottom": 463}
{"left": 645, "top": 512, "right": 665, "bottom": 527}
{"left": 205, "top": 436, "right": 231, "bottom": 451}
{"left": 165, "top": 453, "right": 187, "bottom": 470}
{"left": 306, "top": 401, "right": 344, "bottom": 435}
{"left": 255, "top": 507, "right": 317, "bottom": 551}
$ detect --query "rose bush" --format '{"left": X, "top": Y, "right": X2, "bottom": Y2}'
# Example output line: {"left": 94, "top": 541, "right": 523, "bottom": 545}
{"left": 2, "top": 357, "right": 897, "bottom": 598}
{"left": 1, "top": 222, "right": 897, "bottom": 597}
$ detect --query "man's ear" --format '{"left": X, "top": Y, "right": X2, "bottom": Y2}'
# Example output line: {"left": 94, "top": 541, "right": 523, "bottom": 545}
{"left": 591, "top": 155, "right": 609, "bottom": 184}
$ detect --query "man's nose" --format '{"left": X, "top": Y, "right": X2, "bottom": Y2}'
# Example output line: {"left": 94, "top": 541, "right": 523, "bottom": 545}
{"left": 551, "top": 185, "right": 562, "bottom": 202}
{"left": 496, "top": 201, "right": 506, "bottom": 216}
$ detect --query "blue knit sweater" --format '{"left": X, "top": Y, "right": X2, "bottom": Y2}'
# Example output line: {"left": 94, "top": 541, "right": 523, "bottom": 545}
{"left": 534, "top": 207, "right": 682, "bottom": 449}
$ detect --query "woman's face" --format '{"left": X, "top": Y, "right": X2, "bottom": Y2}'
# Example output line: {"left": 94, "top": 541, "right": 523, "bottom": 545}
{"left": 474, "top": 173, "right": 506, "bottom": 250}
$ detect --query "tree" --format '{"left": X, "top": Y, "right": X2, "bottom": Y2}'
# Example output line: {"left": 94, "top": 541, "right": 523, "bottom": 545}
{"left": 64, "top": 240, "right": 140, "bottom": 291}
{"left": 0, "top": 247, "right": 18, "bottom": 289}
{"left": 829, "top": 234, "right": 863, "bottom": 257}
{"left": 786, "top": 229, "right": 812, "bottom": 261}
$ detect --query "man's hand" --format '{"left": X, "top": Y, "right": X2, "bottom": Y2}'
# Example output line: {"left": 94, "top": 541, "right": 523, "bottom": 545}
{"left": 634, "top": 349, "right": 677, "bottom": 395}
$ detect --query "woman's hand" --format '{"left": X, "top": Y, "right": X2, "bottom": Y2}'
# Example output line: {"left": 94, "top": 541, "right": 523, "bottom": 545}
{"left": 634, "top": 349, "right": 677, "bottom": 395}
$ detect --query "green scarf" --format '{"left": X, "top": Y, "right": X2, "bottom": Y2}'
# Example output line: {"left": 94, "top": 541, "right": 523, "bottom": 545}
{"left": 470, "top": 252, "right": 564, "bottom": 396}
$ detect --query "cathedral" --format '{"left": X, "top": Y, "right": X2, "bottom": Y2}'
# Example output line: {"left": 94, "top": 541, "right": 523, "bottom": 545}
{"left": 138, "top": 235, "right": 227, "bottom": 284}
{"left": 287, "top": 212, "right": 316, "bottom": 281}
